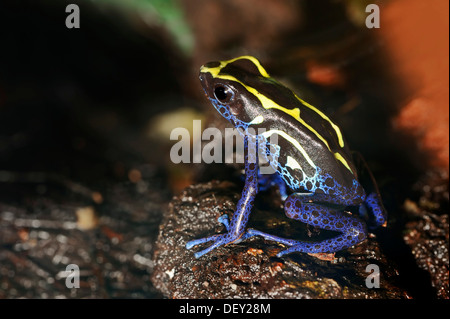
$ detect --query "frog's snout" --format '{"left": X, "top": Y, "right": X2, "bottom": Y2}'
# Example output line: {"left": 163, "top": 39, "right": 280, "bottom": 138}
{"left": 198, "top": 71, "right": 214, "bottom": 95}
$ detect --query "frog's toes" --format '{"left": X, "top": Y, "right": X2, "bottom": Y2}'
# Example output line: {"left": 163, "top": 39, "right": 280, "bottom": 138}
{"left": 217, "top": 214, "right": 230, "bottom": 230}
{"left": 186, "top": 234, "right": 218, "bottom": 250}
{"left": 186, "top": 233, "right": 238, "bottom": 258}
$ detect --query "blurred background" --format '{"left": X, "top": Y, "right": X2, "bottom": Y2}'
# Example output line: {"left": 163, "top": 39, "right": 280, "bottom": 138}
{"left": 0, "top": 0, "right": 448, "bottom": 298}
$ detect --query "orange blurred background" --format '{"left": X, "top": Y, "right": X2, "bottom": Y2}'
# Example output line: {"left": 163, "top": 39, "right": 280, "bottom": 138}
{"left": 382, "top": 0, "right": 449, "bottom": 171}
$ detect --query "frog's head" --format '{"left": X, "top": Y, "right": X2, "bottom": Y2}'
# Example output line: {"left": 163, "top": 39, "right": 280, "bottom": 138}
{"left": 199, "top": 56, "right": 273, "bottom": 131}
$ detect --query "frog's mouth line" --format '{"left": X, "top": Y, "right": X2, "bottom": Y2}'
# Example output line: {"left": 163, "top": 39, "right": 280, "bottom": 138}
{"left": 208, "top": 96, "right": 250, "bottom": 134}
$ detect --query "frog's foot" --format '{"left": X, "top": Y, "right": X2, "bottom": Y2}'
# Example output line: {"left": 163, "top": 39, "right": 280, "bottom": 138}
{"left": 186, "top": 215, "right": 243, "bottom": 258}
{"left": 244, "top": 224, "right": 365, "bottom": 258}
{"left": 275, "top": 231, "right": 364, "bottom": 257}
{"left": 186, "top": 232, "right": 246, "bottom": 258}
{"left": 186, "top": 233, "right": 226, "bottom": 258}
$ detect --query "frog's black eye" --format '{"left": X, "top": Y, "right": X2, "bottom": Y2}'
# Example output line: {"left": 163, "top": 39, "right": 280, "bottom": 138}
{"left": 214, "top": 85, "right": 234, "bottom": 104}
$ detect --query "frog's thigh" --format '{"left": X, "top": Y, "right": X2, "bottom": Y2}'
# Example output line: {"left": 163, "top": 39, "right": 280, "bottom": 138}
{"left": 281, "top": 193, "right": 367, "bottom": 253}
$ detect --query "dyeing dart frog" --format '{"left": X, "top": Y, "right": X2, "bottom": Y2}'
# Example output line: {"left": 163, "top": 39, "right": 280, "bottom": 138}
{"left": 186, "top": 56, "right": 387, "bottom": 258}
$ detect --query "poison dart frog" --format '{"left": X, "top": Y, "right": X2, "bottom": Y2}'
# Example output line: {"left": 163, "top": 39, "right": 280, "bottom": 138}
{"left": 186, "top": 56, "right": 387, "bottom": 258}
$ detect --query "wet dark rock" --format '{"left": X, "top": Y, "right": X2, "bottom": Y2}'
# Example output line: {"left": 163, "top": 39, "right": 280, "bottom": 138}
{"left": 151, "top": 180, "right": 408, "bottom": 298}
{"left": 403, "top": 170, "right": 449, "bottom": 299}
{"left": 0, "top": 175, "right": 167, "bottom": 298}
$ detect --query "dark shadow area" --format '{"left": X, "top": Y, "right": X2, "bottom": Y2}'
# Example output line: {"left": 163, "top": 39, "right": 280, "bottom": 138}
{"left": 0, "top": 0, "right": 184, "bottom": 298}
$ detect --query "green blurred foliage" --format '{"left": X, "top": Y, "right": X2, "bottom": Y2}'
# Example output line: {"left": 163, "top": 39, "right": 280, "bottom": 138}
{"left": 94, "top": 0, "right": 194, "bottom": 55}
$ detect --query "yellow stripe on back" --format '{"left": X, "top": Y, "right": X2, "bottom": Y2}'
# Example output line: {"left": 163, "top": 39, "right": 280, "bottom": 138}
{"left": 294, "top": 94, "right": 345, "bottom": 148}
{"left": 261, "top": 129, "right": 316, "bottom": 171}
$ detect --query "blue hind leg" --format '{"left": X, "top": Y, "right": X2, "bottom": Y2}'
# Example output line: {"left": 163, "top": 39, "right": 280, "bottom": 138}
{"left": 233, "top": 193, "right": 367, "bottom": 257}
{"left": 281, "top": 193, "right": 367, "bottom": 255}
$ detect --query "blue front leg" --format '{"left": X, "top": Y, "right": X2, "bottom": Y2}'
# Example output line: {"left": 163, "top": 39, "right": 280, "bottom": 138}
{"left": 186, "top": 136, "right": 259, "bottom": 258}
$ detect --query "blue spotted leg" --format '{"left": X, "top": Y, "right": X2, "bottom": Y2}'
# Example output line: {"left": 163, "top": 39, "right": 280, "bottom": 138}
{"left": 217, "top": 192, "right": 368, "bottom": 257}
{"left": 186, "top": 135, "right": 260, "bottom": 258}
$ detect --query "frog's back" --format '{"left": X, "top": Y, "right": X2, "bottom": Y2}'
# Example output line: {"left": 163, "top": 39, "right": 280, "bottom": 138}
{"left": 242, "top": 68, "right": 361, "bottom": 197}
{"left": 260, "top": 99, "right": 359, "bottom": 197}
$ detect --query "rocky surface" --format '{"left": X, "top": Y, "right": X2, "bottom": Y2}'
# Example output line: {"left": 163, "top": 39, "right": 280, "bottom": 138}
{"left": 403, "top": 170, "right": 449, "bottom": 299}
{"left": 0, "top": 171, "right": 167, "bottom": 298}
{"left": 151, "top": 180, "right": 408, "bottom": 299}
